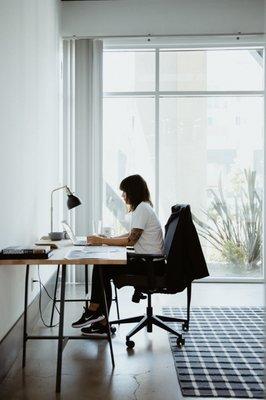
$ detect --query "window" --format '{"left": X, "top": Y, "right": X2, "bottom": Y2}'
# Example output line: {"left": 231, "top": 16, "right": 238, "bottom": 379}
{"left": 103, "top": 47, "right": 264, "bottom": 279}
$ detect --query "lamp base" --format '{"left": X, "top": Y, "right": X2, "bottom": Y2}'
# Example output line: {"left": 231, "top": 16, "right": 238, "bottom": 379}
{"left": 49, "top": 232, "right": 64, "bottom": 241}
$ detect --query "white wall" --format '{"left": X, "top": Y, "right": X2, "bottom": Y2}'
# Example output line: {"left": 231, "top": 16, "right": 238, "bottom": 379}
{"left": 62, "top": 0, "right": 264, "bottom": 37}
{"left": 0, "top": 0, "right": 61, "bottom": 341}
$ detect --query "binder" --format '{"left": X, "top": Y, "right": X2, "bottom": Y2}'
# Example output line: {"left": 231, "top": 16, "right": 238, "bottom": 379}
{"left": 0, "top": 246, "right": 52, "bottom": 259}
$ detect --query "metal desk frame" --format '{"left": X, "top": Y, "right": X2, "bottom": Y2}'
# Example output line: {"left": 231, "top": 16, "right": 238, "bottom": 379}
{"left": 1, "top": 244, "right": 126, "bottom": 393}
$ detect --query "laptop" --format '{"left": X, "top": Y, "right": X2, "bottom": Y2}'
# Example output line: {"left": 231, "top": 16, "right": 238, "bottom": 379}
{"left": 61, "top": 221, "right": 89, "bottom": 246}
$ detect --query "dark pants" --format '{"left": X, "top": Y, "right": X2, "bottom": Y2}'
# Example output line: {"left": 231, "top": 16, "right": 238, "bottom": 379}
{"left": 90, "top": 264, "right": 141, "bottom": 315}
{"left": 90, "top": 262, "right": 165, "bottom": 315}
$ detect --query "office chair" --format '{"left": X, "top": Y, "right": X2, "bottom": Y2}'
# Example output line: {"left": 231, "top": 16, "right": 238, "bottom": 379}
{"left": 110, "top": 204, "right": 209, "bottom": 349}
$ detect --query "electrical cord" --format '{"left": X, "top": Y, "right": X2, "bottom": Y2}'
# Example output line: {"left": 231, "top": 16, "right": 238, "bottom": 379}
{"left": 35, "top": 266, "right": 60, "bottom": 328}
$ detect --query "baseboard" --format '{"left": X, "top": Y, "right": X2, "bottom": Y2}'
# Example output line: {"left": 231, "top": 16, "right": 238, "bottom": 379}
{"left": 0, "top": 270, "right": 57, "bottom": 383}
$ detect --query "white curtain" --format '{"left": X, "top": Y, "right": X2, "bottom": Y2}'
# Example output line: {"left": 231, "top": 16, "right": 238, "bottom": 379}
{"left": 75, "top": 39, "right": 103, "bottom": 235}
{"left": 63, "top": 39, "right": 103, "bottom": 283}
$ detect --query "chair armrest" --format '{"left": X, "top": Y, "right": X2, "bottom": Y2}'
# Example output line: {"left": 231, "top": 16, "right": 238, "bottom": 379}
{"left": 127, "top": 253, "right": 166, "bottom": 288}
{"left": 127, "top": 252, "right": 165, "bottom": 263}
{"left": 116, "top": 253, "right": 166, "bottom": 290}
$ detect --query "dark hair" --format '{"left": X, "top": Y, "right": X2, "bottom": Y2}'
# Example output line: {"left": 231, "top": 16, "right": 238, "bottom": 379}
{"left": 119, "top": 174, "right": 153, "bottom": 211}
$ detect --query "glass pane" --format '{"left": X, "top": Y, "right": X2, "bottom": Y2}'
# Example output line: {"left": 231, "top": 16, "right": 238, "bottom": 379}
{"left": 103, "top": 50, "right": 155, "bottom": 92}
{"left": 160, "top": 49, "right": 263, "bottom": 91}
{"left": 103, "top": 97, "right": 155, "bottom": 232}
{"left": 159, "top": 97, "right": 263, "bottom": 278}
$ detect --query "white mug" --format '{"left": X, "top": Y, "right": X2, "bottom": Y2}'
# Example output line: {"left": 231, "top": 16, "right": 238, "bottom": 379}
{"left": 101, "top": 226, "right": 113, "bottom": 237}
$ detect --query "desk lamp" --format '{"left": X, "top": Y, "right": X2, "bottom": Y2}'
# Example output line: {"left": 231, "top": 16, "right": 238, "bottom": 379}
{"left": 50, "top": 185, "right": 81, "bottom": 240}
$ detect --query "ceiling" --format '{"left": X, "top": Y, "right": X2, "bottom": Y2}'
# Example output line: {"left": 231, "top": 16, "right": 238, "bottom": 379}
{"left": 61, "top": 0, "right": 115, "bottom": 1}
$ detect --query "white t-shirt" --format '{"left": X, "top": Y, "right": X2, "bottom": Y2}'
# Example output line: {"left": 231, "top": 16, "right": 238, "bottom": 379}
{"left": 130, "top": 201, "right": 164, "bottom": 254}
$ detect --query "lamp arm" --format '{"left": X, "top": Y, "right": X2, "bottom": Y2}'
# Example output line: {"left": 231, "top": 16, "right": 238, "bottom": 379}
{"left": 50, "top": 185, "right": 73, "bottom": 232}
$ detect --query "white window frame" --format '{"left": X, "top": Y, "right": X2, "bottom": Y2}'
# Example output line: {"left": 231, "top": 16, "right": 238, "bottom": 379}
{"left": 103, "top": 42, "right": 265, "bottom": 283}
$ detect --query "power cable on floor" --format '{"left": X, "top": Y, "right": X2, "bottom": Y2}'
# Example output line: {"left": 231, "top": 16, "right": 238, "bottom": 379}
{"left": 33, "top": 266, "right": 60, "bottom": 328}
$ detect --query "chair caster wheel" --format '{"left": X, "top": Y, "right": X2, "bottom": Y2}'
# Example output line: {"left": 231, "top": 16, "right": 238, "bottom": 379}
{"left": 182, "top": 322, "right": 189, "bottom": 332}
{"left": 126, "top": 340, "right": 135, "bottom": 349}
{"left": 110, "top": 326, "right": 116, "bottom": 334}
{"left": 176, "top": 337, "right": 185, "bottom": 348}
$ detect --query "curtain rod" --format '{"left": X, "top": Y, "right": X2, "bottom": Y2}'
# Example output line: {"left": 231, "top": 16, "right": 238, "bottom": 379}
{"left": 63, "top": 32, "right": 265, "bottom": 40}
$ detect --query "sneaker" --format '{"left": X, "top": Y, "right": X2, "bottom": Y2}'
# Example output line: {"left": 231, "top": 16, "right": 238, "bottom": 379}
{"left": 71, "top": 307, "right": 104, "bottom": 328}
{"left": 81, "top": 321, "right": 108, "bottom": 337}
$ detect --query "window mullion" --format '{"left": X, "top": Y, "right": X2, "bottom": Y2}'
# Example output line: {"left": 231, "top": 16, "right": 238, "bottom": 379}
{"left": 155, "top": 48, "right": 160, "bottom": 214}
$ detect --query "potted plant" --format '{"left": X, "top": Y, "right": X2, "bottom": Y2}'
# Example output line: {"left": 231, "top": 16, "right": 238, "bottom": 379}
{"left": 193, "top": 169, "right": 262, "bottom": 269}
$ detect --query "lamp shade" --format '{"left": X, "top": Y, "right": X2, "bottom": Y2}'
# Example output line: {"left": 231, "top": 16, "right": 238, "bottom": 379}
{"left": 67, "top": 194, "right": 82, "bottom": 210}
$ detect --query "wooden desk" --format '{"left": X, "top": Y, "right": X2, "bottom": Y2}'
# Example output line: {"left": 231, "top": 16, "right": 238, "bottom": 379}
{"left": 0, "top": 243, "right": 127, "bottom": 392}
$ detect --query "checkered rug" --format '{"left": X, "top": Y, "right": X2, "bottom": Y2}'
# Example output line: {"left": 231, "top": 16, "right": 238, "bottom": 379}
{"left": 163, "top": 307, "right": 265, "bottom": 398}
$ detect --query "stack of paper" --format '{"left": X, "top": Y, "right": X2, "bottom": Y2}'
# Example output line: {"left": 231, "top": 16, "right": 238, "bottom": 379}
{"left": 65, "top": 246, "right": 124, "bottom": 260}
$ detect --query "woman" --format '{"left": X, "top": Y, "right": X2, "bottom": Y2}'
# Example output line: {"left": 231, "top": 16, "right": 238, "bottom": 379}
{"left": 72, "top": 174, "right": 164, "bottom": 336}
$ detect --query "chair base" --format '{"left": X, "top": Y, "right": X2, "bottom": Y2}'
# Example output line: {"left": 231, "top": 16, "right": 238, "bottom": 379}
{"left": 111, "top": 314, "right": 187, "bottom": 337}
{"left": 110, "top": 298, "right": 188, "bottom": 348}
{"left": 110, "top": 285, "right": 191, "bottom": 349}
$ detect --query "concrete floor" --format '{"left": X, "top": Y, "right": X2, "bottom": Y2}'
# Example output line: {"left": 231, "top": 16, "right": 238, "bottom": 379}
{"left": 0, "top": 282, "right": 264, "bottom": 400}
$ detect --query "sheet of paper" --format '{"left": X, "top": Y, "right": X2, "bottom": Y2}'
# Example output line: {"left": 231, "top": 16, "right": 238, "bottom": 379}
{"left": 65, "top": 246, "right": 125, "bottom": 260}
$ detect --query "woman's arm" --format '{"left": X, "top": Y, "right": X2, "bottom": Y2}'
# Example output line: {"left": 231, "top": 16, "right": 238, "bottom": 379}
{"left": 87, "top": 228, "right": 143, "bottom": 247}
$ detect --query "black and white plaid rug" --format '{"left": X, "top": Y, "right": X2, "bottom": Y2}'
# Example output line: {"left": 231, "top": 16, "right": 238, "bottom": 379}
{"left": 163, "top": 307, "right": 265, "bottom": 398}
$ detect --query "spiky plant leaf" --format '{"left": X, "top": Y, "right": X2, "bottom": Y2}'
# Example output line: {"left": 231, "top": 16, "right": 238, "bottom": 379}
{"left": 193, "top": 169, "right": 262, "bottom": 268}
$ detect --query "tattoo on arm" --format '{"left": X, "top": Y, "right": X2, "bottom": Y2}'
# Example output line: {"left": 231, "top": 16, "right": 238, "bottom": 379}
{"left": 127, "top": 228, "right": 143, "bottom": 246}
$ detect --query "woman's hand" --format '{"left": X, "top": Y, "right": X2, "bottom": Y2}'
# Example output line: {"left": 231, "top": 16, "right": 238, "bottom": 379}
{"left": 87, "top": 235, "right": 104, "bottom": 245}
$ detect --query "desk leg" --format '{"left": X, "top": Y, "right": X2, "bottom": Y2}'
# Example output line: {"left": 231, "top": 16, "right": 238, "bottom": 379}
{"left": 56, "top": 264, "right": 66, "bottom": 393}
{"left": 85, "top": 264, "right": 89, "bottom": 309}
{"left": 22, "top": 265, "right": 30, "bottom": 368}
{"left": 99, "top": 266, "right": 115, "bottom": 368}
{"left": 50, "top": 265, "right": 60, "bottom": 326}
